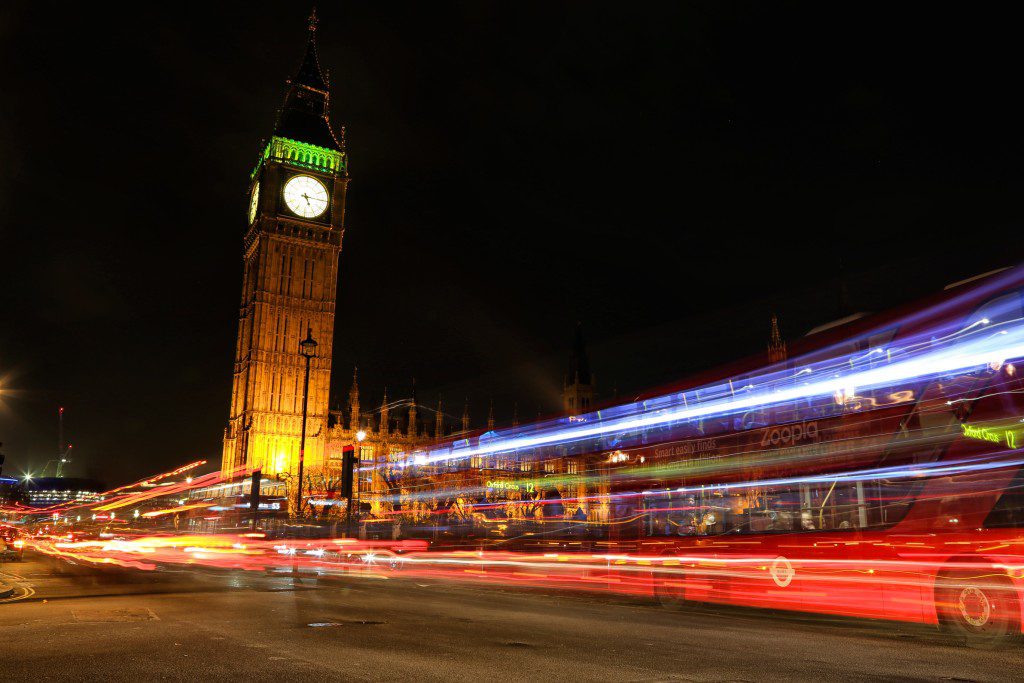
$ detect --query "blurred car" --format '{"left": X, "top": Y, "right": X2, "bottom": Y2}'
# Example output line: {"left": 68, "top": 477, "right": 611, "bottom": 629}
{"left": 0, "top": 529, "right": 24, "bottom": 561}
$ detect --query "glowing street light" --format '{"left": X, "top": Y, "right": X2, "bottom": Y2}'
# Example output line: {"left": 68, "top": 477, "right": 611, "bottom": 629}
{"left": 356, "top": 430, "right": 367, "bottom": 442}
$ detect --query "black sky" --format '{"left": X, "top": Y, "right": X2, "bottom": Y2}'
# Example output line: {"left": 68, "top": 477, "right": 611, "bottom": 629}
{"left": 2, "top": 3, "right": 1023, "bottom": 485}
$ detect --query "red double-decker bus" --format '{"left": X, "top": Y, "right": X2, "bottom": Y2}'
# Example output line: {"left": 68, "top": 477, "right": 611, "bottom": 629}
{"left": 370, "top": 267, "right": 1024, "bottom": 646}
{"left": 593, "top": 268, "right": 1024, "bottom": 646}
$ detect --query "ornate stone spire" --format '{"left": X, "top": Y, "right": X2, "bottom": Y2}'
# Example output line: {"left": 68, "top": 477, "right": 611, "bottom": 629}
{"left": 348, "top": 366, "right": 360, "bottom": 430}
{"left": 512, "top": 402, "right": 519, "bottom": 428}
{"left": 379, "top": 387, "right": 390, "bottom": 436}
{"left": 273, "top": 7, "right": 343, "bottom": 151}
{"left": 407, "top": 379, "right": 418, "bottom": 438}
{"left": 562, "top": 323, "right": 595, "bottom": 416}
{"left": 487, "top": 399, "right": 495, "bottom": 431}
{"left": 462, "top": 398, "right": 470, "bottom": 433}
{"left": 768, "top": 314, "right": 788, "bottom": 365}
{"left": 293, "top": 7, "right": 328, "bottom": 91}
{"left": 434, "top": 395, "right": 444, "bottom": 442}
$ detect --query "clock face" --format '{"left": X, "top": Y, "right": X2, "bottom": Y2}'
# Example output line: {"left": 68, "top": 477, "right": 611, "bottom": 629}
{"left": 248, "top": 182, "right": 260, "bottom": 224}
{"left": 283, "top": 175, "right": 329, "bottom": 218}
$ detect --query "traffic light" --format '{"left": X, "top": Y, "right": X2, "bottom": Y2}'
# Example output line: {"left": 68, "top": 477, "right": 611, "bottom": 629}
{"left": 249, "top": 469, "right": 261, "bottom": 530}
{"left": 341, "top": 445, "right": 356, "bottom": 502}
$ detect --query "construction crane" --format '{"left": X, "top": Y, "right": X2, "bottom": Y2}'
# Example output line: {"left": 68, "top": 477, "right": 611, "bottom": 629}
{"left": 57, "top": 406, "right": 71, "bottom": 477}
{"left": 41, "top": 407, "right": 72, "bottom": 477}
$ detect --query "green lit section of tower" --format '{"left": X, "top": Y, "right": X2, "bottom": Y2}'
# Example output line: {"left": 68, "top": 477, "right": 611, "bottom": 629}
{"left": 251, "top": 136, "right": 347, "bottom": 179}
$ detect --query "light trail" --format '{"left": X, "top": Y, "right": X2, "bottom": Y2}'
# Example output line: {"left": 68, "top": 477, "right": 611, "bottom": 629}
{"left": 366, "top": 412, "right": 957, "bottom": 506}
{"left": 378, "top": 311, "right": 1024, "bottom": 472}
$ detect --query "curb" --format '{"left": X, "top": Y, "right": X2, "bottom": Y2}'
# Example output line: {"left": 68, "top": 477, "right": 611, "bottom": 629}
{"left": 0, "top": 582, "right": 15, "bottom": 599}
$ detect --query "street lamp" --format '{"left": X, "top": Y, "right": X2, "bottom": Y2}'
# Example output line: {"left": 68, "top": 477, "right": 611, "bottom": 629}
{"left": 295, "top": 326, "right": 318, "bottom": 516}
{"left": 351, "top": 430, "right": 367, "bottom": 529}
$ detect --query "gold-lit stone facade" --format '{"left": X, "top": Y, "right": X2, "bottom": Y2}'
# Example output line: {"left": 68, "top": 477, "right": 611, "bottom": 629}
{"left": 221, "top": 225, "right": 341, "bottom": 478}
{"left": 324, "top": 376, "right": 439, "bottom": 515}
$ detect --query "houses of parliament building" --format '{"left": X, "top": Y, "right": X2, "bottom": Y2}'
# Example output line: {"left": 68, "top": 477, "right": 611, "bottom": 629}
{"left": 219, "top": 13, "right": 598, "bottom": 500}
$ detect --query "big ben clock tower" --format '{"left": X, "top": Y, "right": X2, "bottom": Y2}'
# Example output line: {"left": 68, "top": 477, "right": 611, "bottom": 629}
{"left": 222, "top": 10, "right": 348, "bottom": 482}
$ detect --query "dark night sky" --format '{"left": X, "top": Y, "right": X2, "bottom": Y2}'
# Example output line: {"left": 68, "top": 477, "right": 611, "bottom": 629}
{"left": 2, "top": 3, "right": 1023, "bottom": 485}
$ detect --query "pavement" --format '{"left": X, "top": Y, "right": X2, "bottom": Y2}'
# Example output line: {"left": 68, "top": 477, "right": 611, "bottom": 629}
{"left": 0, "top": 552, "right": 1021, "bottom": 682}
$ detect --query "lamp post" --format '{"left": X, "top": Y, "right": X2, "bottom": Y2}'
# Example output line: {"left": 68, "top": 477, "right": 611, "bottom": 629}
{"left": 295, "top": 327, "right": 318, "bottom": 517}
{"left": 350, "top": 430, "right": 367, "bottom": 530}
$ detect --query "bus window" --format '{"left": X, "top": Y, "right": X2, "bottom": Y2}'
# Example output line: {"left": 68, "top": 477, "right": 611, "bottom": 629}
{"left": 983, "top": 466, "right": 1024, "bottom": 529}
{"left": 963, "top": 291, "right": 1023, "bottom": 329}
{"left": 806, "top": 477, "right": 923, "bottom": 531}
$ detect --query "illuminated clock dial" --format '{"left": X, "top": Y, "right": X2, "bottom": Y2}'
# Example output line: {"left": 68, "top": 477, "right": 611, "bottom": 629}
{"left": 248, "top": 182, "right": 260, "bottom": 224}
{"left": 283, "top": 175, "right": 329, "bottom": 218}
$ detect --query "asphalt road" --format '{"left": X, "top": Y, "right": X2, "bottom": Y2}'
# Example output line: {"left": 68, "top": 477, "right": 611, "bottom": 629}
{"left": 0, "top": 552, "right": 1020, "bottom": 682}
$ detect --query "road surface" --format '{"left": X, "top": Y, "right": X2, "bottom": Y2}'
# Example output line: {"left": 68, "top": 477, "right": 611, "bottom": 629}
{"left": 0, "top": 552, "right": 1019, "bottom": 681}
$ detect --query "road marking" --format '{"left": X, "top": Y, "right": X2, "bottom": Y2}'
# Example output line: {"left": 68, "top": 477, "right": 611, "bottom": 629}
{"left": 0, "top": 569, "right": 34, "bottom": 603}
{"left": 0, "top": 584, "right": 34, "bottom": 603}
{"left": 71, "top": 607, "right": 160, "bottom": 622}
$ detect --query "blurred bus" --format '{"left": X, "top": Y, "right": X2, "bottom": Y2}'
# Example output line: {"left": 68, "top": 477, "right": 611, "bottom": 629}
{"left": 368, "top": 267, "right": 1024, "bottom": 645}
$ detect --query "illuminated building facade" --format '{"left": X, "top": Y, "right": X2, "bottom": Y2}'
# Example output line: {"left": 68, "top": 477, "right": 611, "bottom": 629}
{"left": 23, "top": 478, "right": 105, "bottom": 507}
{"left": 325, "top": 373, "right": 454, "bottom": 514}
{"left": 354, "top": 331, "right": 604, "bottom": 523}
{"left": 222, "top": 11, "right": 348, "bottom": 480}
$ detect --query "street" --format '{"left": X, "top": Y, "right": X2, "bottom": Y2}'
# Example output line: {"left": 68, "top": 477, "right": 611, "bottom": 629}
{"left": 0, "top": 552, "right": 1019, "bottom": 681}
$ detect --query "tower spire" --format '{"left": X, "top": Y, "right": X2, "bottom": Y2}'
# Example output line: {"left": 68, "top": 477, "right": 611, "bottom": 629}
{"left": 348, "top": 366, "right": 360, "bottom": 430}
{"left": 462, "top": 398, "right": 470, "bottom": 433}
{"left": 407, "top": 379, "right": 418, "bottom": 438}
{"left": 293, "top": 7, "right": 328, "bottom": 92}
{"left": 271, "top": 8, "right": 342, "bottom": 151}
{"left": 434, "top": 395, "right": 444, "bottom": 442}
{"left": 379, "top": 387, "right": 390, "bottom": 436}
{"left": 768, "top": 314, "right": 788, "bottom": 364}
{"left": 512, "top": 402, "right": 519, "bottom": 428}
{"left": 562, "top": 323, "right": 595, "bottom": 416}
{"left": 487, "top": 399, "right": 495, "bottom": 431}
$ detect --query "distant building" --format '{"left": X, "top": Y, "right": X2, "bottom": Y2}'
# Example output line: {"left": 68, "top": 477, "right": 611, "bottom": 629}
{"left": 562, "top": 324, "right": 595, "bottom": 416}
{"left": 0, "top": 477, "right": 24, "bottom": 507}
{"left": 23, "top": 478, "right": 105, "bottom": 507}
